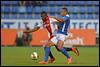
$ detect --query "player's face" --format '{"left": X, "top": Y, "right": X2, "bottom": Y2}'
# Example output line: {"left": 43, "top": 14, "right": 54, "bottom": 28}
{"left": 60, "top": 9, "right": 67, "bottom": 16}
{"left": 41, "top": 14, "right": 46, "bottom": 20}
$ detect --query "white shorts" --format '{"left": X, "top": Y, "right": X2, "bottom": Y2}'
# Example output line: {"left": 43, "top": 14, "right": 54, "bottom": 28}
{"left": 50, "top": 33, "right": 69, "bottom": 45}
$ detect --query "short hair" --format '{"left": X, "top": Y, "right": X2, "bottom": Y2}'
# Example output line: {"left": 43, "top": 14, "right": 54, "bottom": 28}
{"left": 41, "top": 11, "right": 47, "bottom": 15}
{"left": 62, "top": 7, "right": 68, "bottom": 13}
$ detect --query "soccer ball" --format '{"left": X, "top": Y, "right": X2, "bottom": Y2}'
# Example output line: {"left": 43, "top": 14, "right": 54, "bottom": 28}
{"left": 31, "top": 52, "right": 38, "bottom": 60}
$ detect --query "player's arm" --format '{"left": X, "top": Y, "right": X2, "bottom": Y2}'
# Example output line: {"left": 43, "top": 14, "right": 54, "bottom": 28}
{"left": 51, "top": 16, "right": 68, "bottom": 23}
{"left": 51, "top": 16, "right": 64, "bottom": 22}
{"left": 24, "top": 27, "right": 40, "bottom": 33}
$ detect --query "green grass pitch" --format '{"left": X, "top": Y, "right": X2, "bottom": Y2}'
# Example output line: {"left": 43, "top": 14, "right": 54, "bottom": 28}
{"left": 1, "top": 46, "right": 99, "bottom": 66}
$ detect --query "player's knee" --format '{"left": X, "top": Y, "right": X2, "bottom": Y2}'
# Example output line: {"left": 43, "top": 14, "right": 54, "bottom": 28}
{"left": 45, "top": 43, "right": 50, "bottom": 47}
{"left": 46, "top": 44, "right": 50, "bottom": 47}
{"left": 57, "top": 40, "right": 63, "bottom": 50}
{"left": 46, "top": 42, "right": 52, "bottom": 47}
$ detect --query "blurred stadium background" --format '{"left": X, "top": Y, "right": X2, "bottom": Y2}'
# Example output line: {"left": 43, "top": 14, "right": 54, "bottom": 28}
{"left": 1, "top": 1, "right": 99, "bottom": 19}
{"left": 1, "top": 1, "right": 99, "bottom": 66}
{"left": 1, "top": 1, "right": 99, "bottom": 46}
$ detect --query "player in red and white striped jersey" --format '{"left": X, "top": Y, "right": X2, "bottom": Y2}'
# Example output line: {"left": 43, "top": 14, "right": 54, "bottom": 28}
{"left": 24, "top": 11, "right": 79, "bottom": 64}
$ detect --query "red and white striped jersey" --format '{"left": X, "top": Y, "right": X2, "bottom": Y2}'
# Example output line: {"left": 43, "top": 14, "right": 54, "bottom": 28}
{"left": 38, "top": 16, "right": 58, "bottom": 39}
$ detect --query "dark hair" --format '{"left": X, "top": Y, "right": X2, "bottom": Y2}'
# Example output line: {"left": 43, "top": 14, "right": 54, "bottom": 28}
{"left": 41, "top": 11, "right": 47, "bottom": 15}
{"left": 62, "top": 8, "right": 68, "bottom": 13}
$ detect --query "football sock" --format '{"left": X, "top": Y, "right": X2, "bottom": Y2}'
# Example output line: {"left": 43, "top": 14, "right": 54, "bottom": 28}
{"left": 49, "top": 51, "right": 54, "bottom": 58}
{"left": 44, "top": 47, "right": 50, "bottom": 62}
{"left": 60, "top": 47, "right": 70, "bottom": 58}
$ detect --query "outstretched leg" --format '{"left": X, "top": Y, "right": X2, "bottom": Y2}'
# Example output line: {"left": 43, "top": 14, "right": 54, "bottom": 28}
{"left": 57, "top": 40, "right": 72, "bottom": 64}
{"left": 64, "top": 47, "right": 79, "bottom": 56}
{"left": 38, "top": 41, "right": 55, "bottom": 64}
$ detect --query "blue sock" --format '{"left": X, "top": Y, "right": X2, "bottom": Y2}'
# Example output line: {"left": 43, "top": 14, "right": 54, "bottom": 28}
{"left": 61, "top": 47, "right": 70, "bottom": 58}
{"left": 44, "top": 47, "right": 50, "bottom": 62}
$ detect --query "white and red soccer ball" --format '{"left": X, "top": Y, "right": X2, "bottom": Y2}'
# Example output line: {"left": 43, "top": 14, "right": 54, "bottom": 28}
{"left": 31, "top": 52, "right": 38, "bottom": 60}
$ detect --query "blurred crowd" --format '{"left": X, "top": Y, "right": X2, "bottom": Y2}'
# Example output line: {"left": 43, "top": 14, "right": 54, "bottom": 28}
{"left": 18, "top": 1, "right": 47, "bottom": 13}
{"left": 19, "top": 1, "right": 47, "bottom": 7}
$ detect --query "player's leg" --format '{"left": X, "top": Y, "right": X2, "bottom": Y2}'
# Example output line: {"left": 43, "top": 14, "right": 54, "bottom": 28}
{"left": 54, "top": 35, "right": 79, "bottom": 56}
{"left": 46, "top": 34, "right": 69, "bottom": 63}
{"left": 47, "top": 36, "right": 60, "bottom": 63}
{"left": 54, "top": 44, "right": 79, "bottom": 56}
{"left": 64, "top": 47, "right": 79, "bottom": 56}
{"left": 56, "top": 34, "right": 72, "bottom": 64}
{"left": 54, "top": 45, "right": 60, "bottom": 51}
{"left": 48, "top": 36, "right": 56, "bottom": 63}
{"left": 43, "top": 40, "right": 55, "bottom": 63}
{"left": 57, "top": 40, "right": 72, "bottom": 64}
{"left": 50, "top": 34, "right": 72, "bottom": 64}
{"left": 49, "top": 51, "right": 54, "bottom": 59}
{"left": 64, "top": 34, "right": 79, "bottom": 56}
{"left": 39, "top": 41, "right": 55, "bottom": 64}
{"left": 64, "top": 48, "right": 72, "bottom": 51}
{"left": 48, "top": 51, "right": 55, "bottom": 63}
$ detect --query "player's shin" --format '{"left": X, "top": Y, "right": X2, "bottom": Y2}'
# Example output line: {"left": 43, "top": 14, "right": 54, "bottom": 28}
{"left": 60, "top": 47, "right": 72, "bottom": 64}
{"left": 44, "top": 47, "right": 50, "bottom": 62}
{"left": 49, "top": 51, "right": 54, "bottom": 59}
{"left": 57, "top": 40, "right": 70, "bottom": 58}
{"left": 60, "top": 47, "right": 70, "bottom": 58}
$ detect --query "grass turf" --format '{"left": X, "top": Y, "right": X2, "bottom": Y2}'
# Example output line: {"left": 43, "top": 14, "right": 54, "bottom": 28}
{"left": 1, "top": 46, "right": 99, "bottom": 66}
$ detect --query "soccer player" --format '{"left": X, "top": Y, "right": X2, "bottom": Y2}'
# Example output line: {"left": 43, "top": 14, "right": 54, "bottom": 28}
{"left": 39, "top": 12, "right": 79, "bottom": 64}
{"left": 38, "top": 8, "right": 74, "bottom": 64}
{"left": 39, "top": 8, "right": 72, "bottom": 64}
{"left": 24, "top": 9, "right": 79, "bottom": 64}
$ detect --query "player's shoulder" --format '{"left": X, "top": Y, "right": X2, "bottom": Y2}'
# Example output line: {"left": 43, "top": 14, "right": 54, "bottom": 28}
{"left": 65, "top": 14, "right": 70, "bottom": 18}
{"left": 66, "top": 14, "right": 70, "bottom": 17}
{"left": 63, "top": 14, "right": 70, "bottom": 19}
